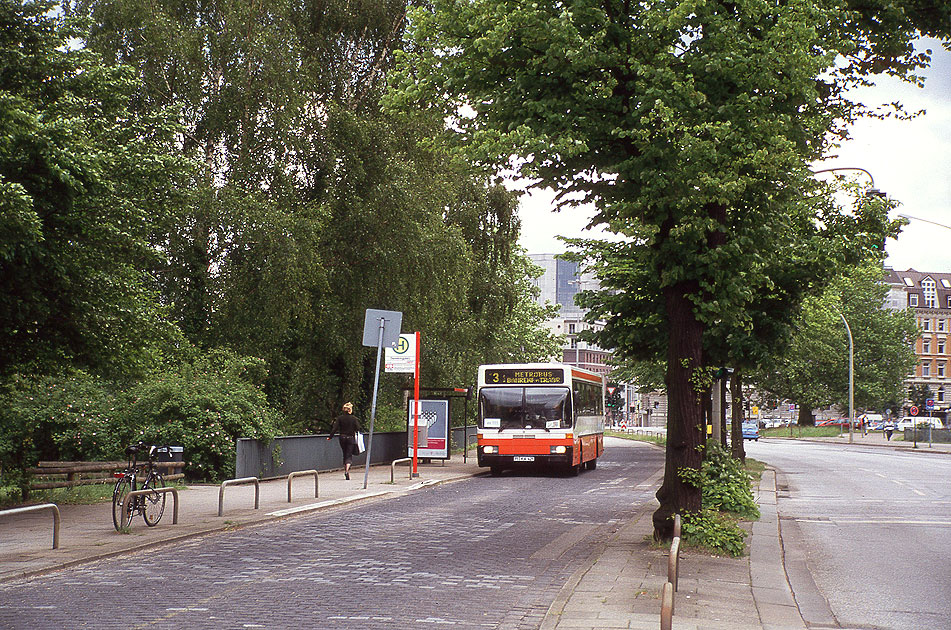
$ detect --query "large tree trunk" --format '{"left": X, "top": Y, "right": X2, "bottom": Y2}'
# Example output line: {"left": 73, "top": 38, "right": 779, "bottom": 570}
{"left": 798, "top": 404, "right": 814, "bottom": 427}
{"left": 653, "top": 281, "right": 705, "bottom": 541}
{"left": 731, "top": 370, "right": 745, "bottom": 462}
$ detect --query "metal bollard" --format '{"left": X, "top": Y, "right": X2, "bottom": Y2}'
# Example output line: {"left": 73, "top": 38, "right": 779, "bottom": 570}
{"left": 125, "top": 487, "right": 180, "bottom": 527}
{"left": 287, "top": 470, "right": 319, "bottom": 502}
{"left": 668, "top": 537, "right": 681, "bottom": 591}
{"left": 390, "top": 458, "right": 412, "bottom": 482}
{"left": 0, "top": 503, "right": 61, "bottom": 549}
{"left": 660, "top": 581, "right": 674, "bottom": 630}
{"left": 218, "top": 477, "right": 260, "bottom": 516}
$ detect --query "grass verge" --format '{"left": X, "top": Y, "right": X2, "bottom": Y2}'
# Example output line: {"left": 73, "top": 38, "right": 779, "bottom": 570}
{"left": 761, "top": 425, "right": 843, "bottom": 438}
{"left": 605, "top": 429, "right": 666, "bottom": 446}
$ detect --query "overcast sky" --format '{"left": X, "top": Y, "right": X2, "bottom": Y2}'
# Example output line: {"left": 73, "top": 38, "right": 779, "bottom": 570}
{"left": 518, "top": 40, "right": 951, "bottom": 274}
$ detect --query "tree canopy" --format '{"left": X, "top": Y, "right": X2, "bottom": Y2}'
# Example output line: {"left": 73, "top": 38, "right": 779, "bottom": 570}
{"left": 756, "top": 260, "right": 918, "bottom": 421}
{"left": 394, "top": 0, "right": 950, "bottom": 537}
{"left": 0, "top": 0, "right": 190, "bottom": 380}
{"left": 1, "top": 0, "right": 561, "bottom": 484}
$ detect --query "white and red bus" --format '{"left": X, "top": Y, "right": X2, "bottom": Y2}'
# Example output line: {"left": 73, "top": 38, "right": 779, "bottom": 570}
{"left": 476, "top": 363, "right": 605, "bottom": 475}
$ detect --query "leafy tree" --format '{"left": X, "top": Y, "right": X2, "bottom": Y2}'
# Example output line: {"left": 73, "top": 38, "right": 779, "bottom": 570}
{"left": 0, "top": 0, "right": 192, "bottom": 380}
{"left": 394, "top": 0, "right": 950, "bottom": 538}
{"left": 757, "top": 261, "right": 918, "bottom": 421}
{"left": 72, "top": 0, "right": 559, "bottom": 432}
{"left": 908, "top": 384, "right": 933, "bottom": 413}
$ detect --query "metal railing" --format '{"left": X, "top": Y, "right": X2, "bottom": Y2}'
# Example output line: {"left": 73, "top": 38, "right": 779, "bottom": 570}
{"left": 0, "top": 503, "right": 61, "bottom": 549}
{"left": 218, "top": 477, "right": 260, "bottom": 516}
{"left": 390, "top": 458, "right": 412, "bottom": 482}
{"left": 287, "top": 470, "right": 318, "bottom": 502}
{"left": 125, "top": 487, "right": 180, "bottom": 528}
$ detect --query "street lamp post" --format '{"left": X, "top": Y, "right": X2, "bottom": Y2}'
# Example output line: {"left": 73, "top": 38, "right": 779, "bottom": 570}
{"left": 814, "top": 166, "right": 883, "bottom": 446}
{"left": 813, "top": 167, "right": 884, "bottom": 197}
{"left": 837, "top": 311, "right": 855, "bottom": 444}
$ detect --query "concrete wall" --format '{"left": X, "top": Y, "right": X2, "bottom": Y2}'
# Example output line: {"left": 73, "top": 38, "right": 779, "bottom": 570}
{"left": 902, "top": 428, "right": 951, "bottom": 443}
{"left": 236, "top": 426, "right": 478, "bottom": 479}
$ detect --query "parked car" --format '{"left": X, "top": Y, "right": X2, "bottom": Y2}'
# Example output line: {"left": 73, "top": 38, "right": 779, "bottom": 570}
{"left": 816, "top": 418, "right": 853, "bottom": 428}
{"left": 742, "top": 422, "right": 760, "bottom": 441}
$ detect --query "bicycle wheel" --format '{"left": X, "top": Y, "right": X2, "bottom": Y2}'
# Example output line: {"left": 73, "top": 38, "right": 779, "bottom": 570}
{"left": 112, "top": 477, "right": 133, "bottom": 531}
{"left": 142, "top": 473, "right": 166, "bottom": 526}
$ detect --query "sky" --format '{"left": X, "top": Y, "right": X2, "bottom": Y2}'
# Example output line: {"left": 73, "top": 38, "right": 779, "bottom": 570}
{"left": 518, "top": 39, "right": 951, "bottom": 274}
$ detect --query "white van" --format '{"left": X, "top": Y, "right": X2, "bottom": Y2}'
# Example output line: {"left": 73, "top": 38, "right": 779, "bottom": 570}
{"left": 896, "top": 417, "right": 943, "bottom": 431}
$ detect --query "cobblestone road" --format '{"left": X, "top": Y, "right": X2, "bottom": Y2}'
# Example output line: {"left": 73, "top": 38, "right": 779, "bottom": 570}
{"left": 0, "top": 441, "right": 663, "bottom": 630}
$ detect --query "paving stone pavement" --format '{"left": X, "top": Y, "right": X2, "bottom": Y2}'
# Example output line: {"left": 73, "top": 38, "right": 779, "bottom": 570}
{"left": 1, "top": 441, "right": 812, "bottom": 630}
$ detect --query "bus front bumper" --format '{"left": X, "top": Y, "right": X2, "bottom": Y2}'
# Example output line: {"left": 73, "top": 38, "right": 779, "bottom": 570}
{"left": 477, "top": 450, "right": 573, "bottom": 468}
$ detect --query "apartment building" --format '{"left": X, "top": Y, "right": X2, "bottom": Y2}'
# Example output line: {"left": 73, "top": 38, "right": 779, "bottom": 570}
{"left": 884, "top": 268, "right": 951, "bottom": 419}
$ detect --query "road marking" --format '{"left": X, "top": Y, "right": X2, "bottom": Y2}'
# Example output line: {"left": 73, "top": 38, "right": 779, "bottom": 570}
{"left": 795, "top": 518, "right": 951, "bottom": 526}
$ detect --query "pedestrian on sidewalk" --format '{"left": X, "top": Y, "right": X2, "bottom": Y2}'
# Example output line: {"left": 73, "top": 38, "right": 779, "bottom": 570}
{"left": 884, "top": 422, "right": 895, "bottom": 441}
{"left": 328, "top": 402, "right": 362, "bottom": 480}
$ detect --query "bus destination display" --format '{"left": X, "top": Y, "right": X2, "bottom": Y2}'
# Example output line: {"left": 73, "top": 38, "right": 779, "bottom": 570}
{"left": 484, "top": 368, "right": 564, "bottom": 385}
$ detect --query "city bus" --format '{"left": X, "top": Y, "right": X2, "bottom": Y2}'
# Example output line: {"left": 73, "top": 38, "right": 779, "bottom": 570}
{"left": 476, "top": 363, "right": 605, "bottom": 475}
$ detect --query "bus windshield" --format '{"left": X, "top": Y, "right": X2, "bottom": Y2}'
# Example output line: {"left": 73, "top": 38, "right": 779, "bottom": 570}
{"left": 479, "top": 387, "right": 571, "bottom": 430}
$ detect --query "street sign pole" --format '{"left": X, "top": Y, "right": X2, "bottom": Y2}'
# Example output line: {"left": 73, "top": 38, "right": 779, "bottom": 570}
{"left": 362, "top": 309, "right": 402, "bottom": 490}
{"left": 413, "top": 331, "right": 421, "bottom": 478}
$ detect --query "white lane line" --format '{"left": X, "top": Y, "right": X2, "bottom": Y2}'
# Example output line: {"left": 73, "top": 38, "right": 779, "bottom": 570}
{"left": 795, "top": 518, "right": 951, "bottom": 526}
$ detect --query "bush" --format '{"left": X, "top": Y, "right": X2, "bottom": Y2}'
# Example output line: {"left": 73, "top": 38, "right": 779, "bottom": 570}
{"left": 119, "top": 350, "right": 282, "bottom": 481}
{"left": 676, "top": 440, "right": 759, "bottom": 556}
{"left": 0, "top": 350, "right": 284, "bottom": 492}
{"left": 680, "top": 508, "right": 746, "bottom": 557}
{"left": 0, "top": 371, "right": 122, "bottom": 495}
{"left": 698, "top": 441, "right": 760, "bottom": 518}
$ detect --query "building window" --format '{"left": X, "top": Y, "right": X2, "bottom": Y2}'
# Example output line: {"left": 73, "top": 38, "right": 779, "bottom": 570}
{"left": 911, "top": 294, "right": 919, "bottom": 307}
{"left": 923, "top": 339, "right": 931, "bottom": 353}
{"left": 939, "top": 363, "right": 946, "bottom": 377}
{"left": 922, "top": 362, "right": 931, "bottom": 377}
{"left": 939, "top": 339, "right": 946, "bottom": 354}
{"left": 923, "top": 278, "right": 937, "bottom": 308}
{"left": 940, "top": 388, "right": 946, "bottom": 403}
{"left": 940, "top": 320, "right": 946, "bottom": 332}
{"left": 568, "top": 323, "right": 576, "bottom": 334}
{"left": 923, "top": 318, "right": 931, "bottom": 331}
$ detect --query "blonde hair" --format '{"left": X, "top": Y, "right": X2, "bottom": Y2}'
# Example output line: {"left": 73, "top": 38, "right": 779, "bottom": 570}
{"left": 342, "top": 402, "right": 353, "bottom": 412}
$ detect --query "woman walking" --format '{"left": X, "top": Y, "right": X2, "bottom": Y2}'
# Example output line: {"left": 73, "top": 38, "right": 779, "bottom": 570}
{"left": 327, "top": 402, "right": 362, "bottom": 479}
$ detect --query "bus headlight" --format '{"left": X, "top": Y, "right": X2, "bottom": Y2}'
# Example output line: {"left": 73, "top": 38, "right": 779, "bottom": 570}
{"left": 482, "top": 445, "right": 497, "bottom": 454}
{"left": 551, "top": 445, "right": 567, "bottom": 454}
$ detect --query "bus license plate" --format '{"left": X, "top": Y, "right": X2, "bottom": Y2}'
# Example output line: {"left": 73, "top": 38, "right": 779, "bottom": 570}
{"left": 513, "top": 456, "right": 535, "bottom": 462}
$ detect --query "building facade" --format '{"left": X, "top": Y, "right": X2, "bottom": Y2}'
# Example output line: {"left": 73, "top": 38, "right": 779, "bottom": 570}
{"left": 528, "top": 254, "right": 611, "bottom": 376}
{"left": 885, "top": 268, "right": 951, "bottom": 419}
{"left": 527, "top": 253, "right": 668, "bottom": 426}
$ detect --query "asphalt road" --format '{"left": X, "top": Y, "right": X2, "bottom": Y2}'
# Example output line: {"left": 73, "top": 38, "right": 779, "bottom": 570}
{"left": 0, "top": 438, "right": 664, "bottom": 630}
{"left": 746, "top": 439, "right": 951, "bottom": 630}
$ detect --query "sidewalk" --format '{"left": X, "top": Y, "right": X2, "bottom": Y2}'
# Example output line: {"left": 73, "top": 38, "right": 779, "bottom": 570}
{"left": 540, "top": 468, "right": 802, "bottom": 630}
{"left": 0, "top": 456, "right": 482, "bottom": 583}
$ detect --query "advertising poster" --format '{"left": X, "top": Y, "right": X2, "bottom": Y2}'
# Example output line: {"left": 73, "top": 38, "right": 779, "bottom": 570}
{"left": 407, "top": 399, "right": 449, "bottom": 459}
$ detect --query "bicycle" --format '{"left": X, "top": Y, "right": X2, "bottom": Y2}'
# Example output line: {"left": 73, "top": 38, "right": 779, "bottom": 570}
{"left": 112, "top": 443, "right": 170, "bottom": 530}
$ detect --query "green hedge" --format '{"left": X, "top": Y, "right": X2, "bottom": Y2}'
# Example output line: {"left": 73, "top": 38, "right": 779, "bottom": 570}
{"left": 0, "top": 350, "right": 282, "bottom": 494}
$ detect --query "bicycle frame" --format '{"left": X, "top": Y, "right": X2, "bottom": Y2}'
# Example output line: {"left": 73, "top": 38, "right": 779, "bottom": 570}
{"left": 112, "top": 444, "right": 169, "bottom": 530}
